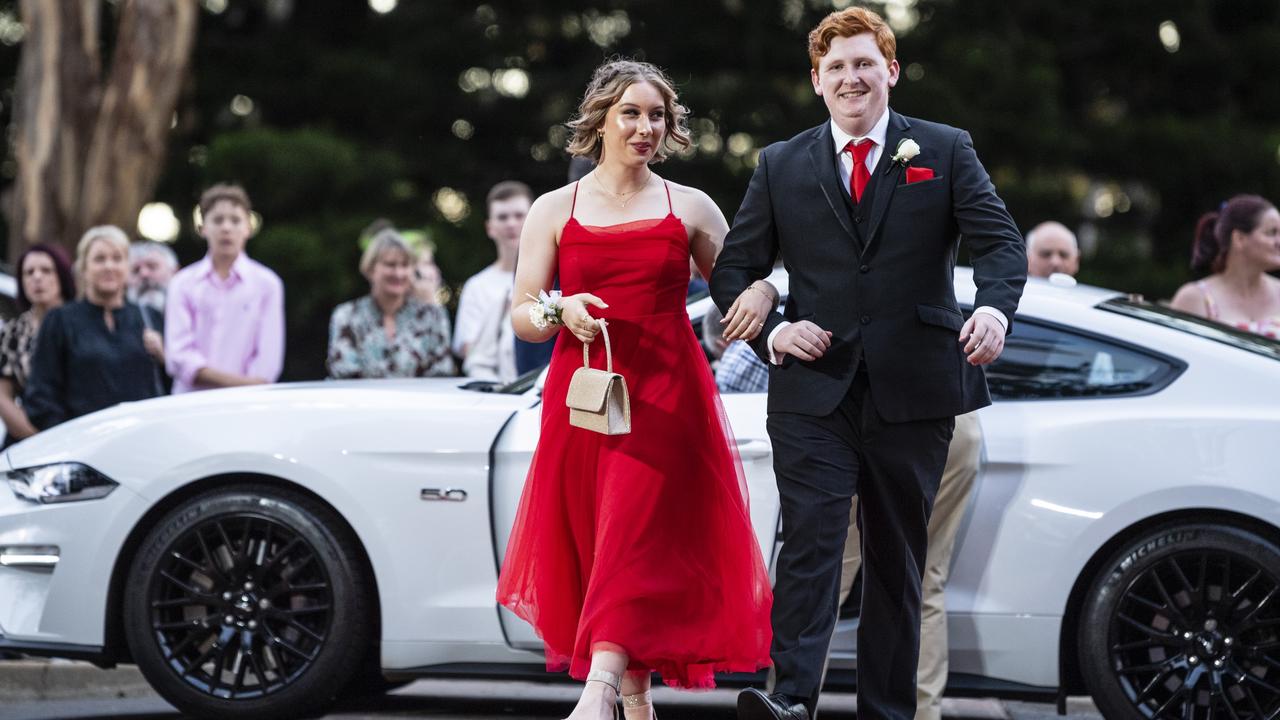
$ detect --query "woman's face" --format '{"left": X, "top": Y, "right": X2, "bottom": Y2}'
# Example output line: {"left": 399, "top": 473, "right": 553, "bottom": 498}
{"left": 599, "top": 81, "right": 667, "bottom": 166}
{"left": 413, "top": 258, "right": 442, "bottom": 303}
{"left": 21, "top": 252, "right": 63, "bottom": 310}
{"left": 368, "top": 248, "right": 413, "bottom": 302}
{"left": 1235, "top": 207, "right": 1280, "bottom": 271}
{"left": 84, "top": 239, "right": 128, "bottom": 301}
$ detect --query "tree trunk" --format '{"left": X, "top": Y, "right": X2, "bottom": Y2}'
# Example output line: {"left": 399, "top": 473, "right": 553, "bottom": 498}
{"left": 81, "top": 0, "right": 198, "bottom": 239}
{"left": 8, "top": 0, "right": 197, "bottom": 262}
{"left": 9, "top": 0, "right": 101, "bottom": 259}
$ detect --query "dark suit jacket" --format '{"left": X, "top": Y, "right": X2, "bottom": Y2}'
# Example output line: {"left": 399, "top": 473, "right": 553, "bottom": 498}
{"left": 710, "top": 109, "right": 1027, "bottom": 423}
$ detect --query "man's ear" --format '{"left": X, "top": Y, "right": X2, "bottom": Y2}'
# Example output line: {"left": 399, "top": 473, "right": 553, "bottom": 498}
{"left": 810, "top": 67, "right": 822, "bottom": 96}
{"left": 887, "top": 59, "right": 901, "bottom": 89}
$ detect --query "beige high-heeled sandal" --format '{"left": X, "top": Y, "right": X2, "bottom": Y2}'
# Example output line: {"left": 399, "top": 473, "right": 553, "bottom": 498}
{"left": 579, "top": 669, "right": 621, "bottom": 720}
{"left": 622, "top": 689, "right": 655, "bottom": 719}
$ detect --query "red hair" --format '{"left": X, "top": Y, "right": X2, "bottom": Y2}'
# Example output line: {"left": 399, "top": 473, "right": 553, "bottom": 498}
{"left": 808, "top": 7, "right": 897, "bottom": 70}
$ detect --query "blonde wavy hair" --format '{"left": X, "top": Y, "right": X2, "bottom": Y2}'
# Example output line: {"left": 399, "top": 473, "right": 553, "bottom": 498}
{"left": 566, "top": 59, "right": 692, "bottom": 164}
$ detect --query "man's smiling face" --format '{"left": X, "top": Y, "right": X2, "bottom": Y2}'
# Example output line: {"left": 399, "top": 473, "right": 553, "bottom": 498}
{"left": 811, "top": 32, "right": 899, "bottom": 137}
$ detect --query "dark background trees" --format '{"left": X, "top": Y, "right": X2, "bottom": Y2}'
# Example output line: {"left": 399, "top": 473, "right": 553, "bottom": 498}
{"left": 2, "top": 0, "right": 1278, "bottom": 380}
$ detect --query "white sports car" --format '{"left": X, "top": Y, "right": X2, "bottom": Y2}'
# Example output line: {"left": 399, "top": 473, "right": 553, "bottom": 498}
{"left": 2, "top": 268, "right": 1279, "bottom": 720}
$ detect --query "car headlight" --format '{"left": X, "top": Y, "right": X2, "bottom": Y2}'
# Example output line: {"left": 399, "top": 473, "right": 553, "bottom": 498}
{"left": 5, "top": 463, "right": 118, "bottom": 504}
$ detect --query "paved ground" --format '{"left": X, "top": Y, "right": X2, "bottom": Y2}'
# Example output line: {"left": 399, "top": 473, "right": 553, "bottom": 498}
{"left": 0, "top": 677, "right": 1101, "bottom": 720}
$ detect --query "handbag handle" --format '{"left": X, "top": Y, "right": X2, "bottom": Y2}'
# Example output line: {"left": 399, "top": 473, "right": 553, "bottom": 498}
{"left": 581, "top": 319, "right": 613, "bottom": 373}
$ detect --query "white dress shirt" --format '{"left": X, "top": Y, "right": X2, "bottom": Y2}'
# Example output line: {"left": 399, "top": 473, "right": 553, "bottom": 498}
{"left": 763, "top": 110, "right": 1007, "bottom": 365}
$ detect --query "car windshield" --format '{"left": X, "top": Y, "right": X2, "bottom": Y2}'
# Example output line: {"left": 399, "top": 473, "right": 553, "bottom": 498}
{"left": 1098, "top": 297, "right": 1280, "bottom": 362}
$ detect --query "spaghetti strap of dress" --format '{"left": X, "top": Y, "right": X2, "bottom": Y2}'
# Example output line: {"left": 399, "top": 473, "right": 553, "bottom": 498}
{"left": 1196, "top": 280, "right": 1220, "bottom": 320}
{"left": 663, "top": 180, "right": 673, "bottom": 214}
{"left": 569, "top": 181, "right": 580, "bottom": 219}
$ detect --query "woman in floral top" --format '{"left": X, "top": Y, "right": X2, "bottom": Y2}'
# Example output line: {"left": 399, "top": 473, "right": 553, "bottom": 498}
{"left": 0, "top": 244, "right": 76, "bottom": 444}
{"left": 328, "top": 229, "right": 456, "bottom": 378}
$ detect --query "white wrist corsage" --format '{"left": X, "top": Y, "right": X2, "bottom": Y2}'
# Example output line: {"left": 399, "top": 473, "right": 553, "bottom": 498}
{"left": 526, "top": 290, "right": 564, "bottom": 330}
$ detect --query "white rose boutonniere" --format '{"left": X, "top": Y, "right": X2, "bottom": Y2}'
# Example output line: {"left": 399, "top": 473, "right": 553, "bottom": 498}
{"left": 889, "top": 138, "right": 921, "bottom": 169}
{"left": 526, "top": 289, "right": 563, "bottom": 330}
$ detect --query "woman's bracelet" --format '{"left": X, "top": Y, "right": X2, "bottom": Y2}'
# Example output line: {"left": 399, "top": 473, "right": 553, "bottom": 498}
{"left": 748, "top": 283, "right": 779, "bottom": 307}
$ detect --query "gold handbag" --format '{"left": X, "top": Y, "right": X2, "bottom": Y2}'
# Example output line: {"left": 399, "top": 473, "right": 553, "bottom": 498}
{"left": 565, "top": 320, "right": 631, "bottom": 435}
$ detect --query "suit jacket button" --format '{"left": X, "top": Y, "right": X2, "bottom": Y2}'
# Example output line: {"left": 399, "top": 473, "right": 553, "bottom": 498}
{"left": 853, "top": 215, "right": 864, "bottom": 224}
{"left": 860, "top": 264, "right": 869, "bottom": 273}
{"left": 861, "top": 315, "right": 871, "bottom": 325}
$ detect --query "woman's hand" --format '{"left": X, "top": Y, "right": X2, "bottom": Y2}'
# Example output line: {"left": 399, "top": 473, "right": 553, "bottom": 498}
{"left": 561, "top": 293, "right": 609, "bottom": 343}
{"left": 142, "top": 329, "right": 165, "bottom": 363}
{"left": 721, "top": 281, "right": 778, "bottom": 342}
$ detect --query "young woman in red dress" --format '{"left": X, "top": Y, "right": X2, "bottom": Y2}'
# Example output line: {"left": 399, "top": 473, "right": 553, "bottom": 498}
{"left": 496, "top": 60, "right": 776, "bottom": 719}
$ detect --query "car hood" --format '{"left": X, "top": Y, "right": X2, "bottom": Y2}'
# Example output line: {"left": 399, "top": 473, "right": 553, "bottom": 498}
{"left": 5, "top": 378, "right": 538, "bottom": 472}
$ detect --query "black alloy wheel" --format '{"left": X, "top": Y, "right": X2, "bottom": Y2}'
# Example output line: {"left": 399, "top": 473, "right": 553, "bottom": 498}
{"left": 125, "top": 485, "right": 372, "bottom": 720}
{"left": 1080, "top": 523, "right": 1280, "bottom": 720}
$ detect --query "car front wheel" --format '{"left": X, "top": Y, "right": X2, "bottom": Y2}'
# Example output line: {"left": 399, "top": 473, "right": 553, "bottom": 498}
{"left": 123, "top": 484, "right": 372, "bottom": 720}
{"left": 1080, "top": 523, "right": 1280, "bottom": 720}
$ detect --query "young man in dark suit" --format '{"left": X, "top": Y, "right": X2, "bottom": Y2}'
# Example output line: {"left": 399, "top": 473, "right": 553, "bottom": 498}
{"left": 710, "top": 7, "right": 1027, "bottom": 719}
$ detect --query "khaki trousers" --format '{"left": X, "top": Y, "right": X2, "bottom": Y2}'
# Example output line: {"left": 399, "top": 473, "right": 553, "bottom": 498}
{"left": 838, "top": 411, "right": 982, "bottom": 720}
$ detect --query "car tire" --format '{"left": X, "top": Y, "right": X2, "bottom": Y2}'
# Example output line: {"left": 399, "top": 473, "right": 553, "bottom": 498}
{"left": 123, "top": 484, "right": 372, "bottom": 720}
{"left": 1079, "top": 523, "right": 1280, "bottom": 719}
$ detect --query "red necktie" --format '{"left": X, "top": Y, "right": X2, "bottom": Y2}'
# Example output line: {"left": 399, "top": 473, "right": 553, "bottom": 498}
{"left": 846, "top": 139, "right": 874, "bottom": 202}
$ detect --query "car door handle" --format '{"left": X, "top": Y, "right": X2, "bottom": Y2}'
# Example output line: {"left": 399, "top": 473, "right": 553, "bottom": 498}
{"left": 735, "top": 439, "right": 773, "bottom": 461}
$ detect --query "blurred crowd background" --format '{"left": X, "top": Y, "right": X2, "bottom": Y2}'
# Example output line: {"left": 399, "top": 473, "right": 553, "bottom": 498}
{"left": 0, "top": 0, "right": 1278, "bottom": 381}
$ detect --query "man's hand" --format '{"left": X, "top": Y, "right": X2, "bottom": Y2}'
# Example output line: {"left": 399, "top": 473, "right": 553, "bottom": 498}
{"left": 771, "top": 321, "right": 833, "bottom": 362}
{"left": 960, "top": 313, "right": 1006, "bottom": 365}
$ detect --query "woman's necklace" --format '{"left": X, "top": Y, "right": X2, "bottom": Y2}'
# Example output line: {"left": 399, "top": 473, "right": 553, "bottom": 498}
{"left": 593, "top": 170, "right": 652, "bottom": 208}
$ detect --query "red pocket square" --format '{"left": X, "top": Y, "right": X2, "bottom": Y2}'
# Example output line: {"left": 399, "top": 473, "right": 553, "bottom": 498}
{"left": 905, "top": 167, "right": 935, "bottom": 184}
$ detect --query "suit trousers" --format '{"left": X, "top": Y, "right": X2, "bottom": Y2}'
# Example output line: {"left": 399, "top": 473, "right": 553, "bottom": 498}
{"left": 766, "top": 369, "right": 953, "bottom": 720}
{"left": 838, "top": 411, "right": 982, "bottom": 720}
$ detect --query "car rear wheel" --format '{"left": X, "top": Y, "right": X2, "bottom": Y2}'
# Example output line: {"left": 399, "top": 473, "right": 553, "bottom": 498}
{"left": 1080, "top": 523, "right": 1280, "bottom": 720}
{"left": 124, "top": 484, "right": 372, "bottom": 720}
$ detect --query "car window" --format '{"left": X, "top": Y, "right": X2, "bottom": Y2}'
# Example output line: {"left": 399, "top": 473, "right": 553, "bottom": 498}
{"left": 985, "top": 318, "right": 1183, "bottom": 401}
{"left": 1099, "top": 297, "right": 1280, "bottom": 362}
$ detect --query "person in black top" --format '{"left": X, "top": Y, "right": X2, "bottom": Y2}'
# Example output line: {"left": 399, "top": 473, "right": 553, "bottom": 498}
{"left": 24, "top": 226, "right": 166, "bottom": 431}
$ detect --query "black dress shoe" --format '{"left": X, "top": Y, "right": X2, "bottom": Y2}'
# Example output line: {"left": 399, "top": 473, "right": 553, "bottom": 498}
{"left": 737, "top": 687, "right": 810, "bottom": 720}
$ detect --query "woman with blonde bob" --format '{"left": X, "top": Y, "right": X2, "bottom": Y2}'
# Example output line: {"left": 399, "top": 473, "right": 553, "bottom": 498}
{"left": 24, "top": 225, "right": 166, "bottom": 430}
{"left": 327, "top": 228, "right": 455, "bottom": 378}
{"left": 496, "top": 60, "right": 775, "bottom": 720}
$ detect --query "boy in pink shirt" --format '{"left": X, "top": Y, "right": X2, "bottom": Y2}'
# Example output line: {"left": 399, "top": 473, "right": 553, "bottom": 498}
{"left": 165, "top": 184, "right": 284, "bottom": 393}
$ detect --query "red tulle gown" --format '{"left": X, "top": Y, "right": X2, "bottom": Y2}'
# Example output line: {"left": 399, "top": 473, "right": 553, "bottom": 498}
{"left": 496, "top": 181, "right": 773, "bottom": 689}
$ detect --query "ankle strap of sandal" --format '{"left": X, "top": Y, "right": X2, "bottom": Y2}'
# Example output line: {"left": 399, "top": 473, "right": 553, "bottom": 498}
{"left": 585, "top": 669, "right": 621, "bottom": 693}
{"left": 622, "top": 690, "right": 651, "bottom": 707}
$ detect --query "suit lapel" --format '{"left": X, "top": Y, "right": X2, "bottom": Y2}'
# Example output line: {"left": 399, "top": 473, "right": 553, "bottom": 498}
{"left": 861, "top": 110, "right": 912, "bottom": 258}
{"left": 804, "top": 123, "right": 861, "bottom": 249}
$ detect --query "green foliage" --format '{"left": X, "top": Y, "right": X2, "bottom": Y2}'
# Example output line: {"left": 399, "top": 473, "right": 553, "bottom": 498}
{"left": 4, "top": 0, "right": 1279, "bottom": 378}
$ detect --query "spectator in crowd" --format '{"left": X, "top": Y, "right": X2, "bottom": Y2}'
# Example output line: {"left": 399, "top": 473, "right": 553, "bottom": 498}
{"left": 24, "top": 226, "right": 165, "bottom": 430}
{"left": 716, "top": 340, "right": 770, "bottom": 395}
{"left": 411, "top": 237, "right": 444, "bottom": 306}
{"left": 1171, "top": 194, "right": 1280, "bottom": 339}
{"left": 454, "top": 181, "right": 532, "bottom": 382}
{"left": 327, "top": 228, "right": 455, "bottom": 378}
{"left": 128, "top": 240, "right": 179, "bottom": 315}
{"left": 1025, "top": 221, "right": 1080, "bottom": 279}
{"left": 165, "top": 184, "right": 285, "bottom": 392}
{"left": 0, "top": 244, "right": 76, "bottom": 444}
